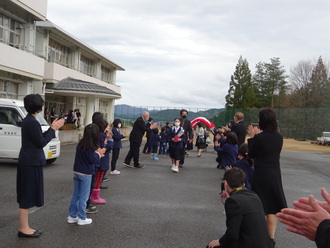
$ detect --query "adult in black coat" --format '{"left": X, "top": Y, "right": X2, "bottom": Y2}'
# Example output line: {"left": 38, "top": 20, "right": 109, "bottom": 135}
{"left": 207, "top": 168, "right": 273, "bottom": 248}
{"left": 224, "top": 112, "right": 246, "bottom": 147}
{"left": 277, "top": 187, "right": 330, "bottom": 248}
{"left": 247, "top": 108, "right": 287, "bottom": 241}
{"left": 179, "top": 109, "right": 193, "bottom": 166}
{"left": 142, "top": 117, "right": 153, "bottom": 153}
{"left": 17, "top": 94, "right": 64, "bottom": 238}
{"left": 124, "top": 112, "right": 157, "bottom": 168}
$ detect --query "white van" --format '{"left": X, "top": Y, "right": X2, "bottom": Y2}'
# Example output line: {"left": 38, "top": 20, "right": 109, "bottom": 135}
{"left": 0, "top": 98, "right": 60, "bottom": 164}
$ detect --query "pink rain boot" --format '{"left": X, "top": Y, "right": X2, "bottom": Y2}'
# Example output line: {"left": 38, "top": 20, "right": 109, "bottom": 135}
{"left": 90, "top": 189, "right": 106, "bottom": 204}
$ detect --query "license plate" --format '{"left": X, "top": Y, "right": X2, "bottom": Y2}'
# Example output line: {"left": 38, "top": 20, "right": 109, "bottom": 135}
{"left": 47, "top": 152, "right": 53, "bottom": 158}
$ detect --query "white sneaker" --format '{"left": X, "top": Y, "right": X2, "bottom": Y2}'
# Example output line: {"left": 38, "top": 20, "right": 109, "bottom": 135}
{"left": 67, "top": 216, "right": 79, "bottom": 224}
{"left": 77, "top": 217, "right": 92, "bottom": 225}
{"left": 110, "top": 170, "right": 121, "bottom": 175}
{"left": 171, "top": 165, "right": 179, "bottom": 173}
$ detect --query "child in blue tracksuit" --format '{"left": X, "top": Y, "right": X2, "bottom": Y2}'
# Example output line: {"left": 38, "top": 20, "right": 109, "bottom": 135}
{"left": 159, "top": 127, "right": 168, "bottom": 155}
{"left": 67, "top": 124, "right": 105, "bottom": 225}
{"left": 226, "top": 143, "right": 254, "bottom": 190}
{"left": 150, "top": 128, "right": 160, "bottom": 160}
{"left": 214, "top": 132, "right": 238, "bottom": 170}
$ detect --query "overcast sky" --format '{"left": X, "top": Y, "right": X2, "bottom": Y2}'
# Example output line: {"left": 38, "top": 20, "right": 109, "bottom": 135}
{"left": 47, "top": 0, "right": 330, "bottom": 109}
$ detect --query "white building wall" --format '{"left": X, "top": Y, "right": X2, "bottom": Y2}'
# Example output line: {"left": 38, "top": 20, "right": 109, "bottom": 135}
{"left": 12, "top": 0, "right": 48, "bottom": 20}
{"left": 0, "top": 42, "right": 44, "bottom": 79}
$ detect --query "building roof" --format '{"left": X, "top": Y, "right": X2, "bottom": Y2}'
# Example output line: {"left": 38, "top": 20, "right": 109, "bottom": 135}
{"left": 46, "top": 77, "right": 121, "bottom": 97}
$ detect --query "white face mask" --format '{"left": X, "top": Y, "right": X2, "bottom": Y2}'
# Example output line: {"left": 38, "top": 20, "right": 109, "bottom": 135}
{"left": 118, "top": 124, "right": 122, "bottom": 128}
{"left": 174, "top": 122, "right": 180, "bottom": 127}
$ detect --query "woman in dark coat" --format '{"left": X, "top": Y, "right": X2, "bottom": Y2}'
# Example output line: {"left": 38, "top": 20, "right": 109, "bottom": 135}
{"left": 247, "top": 108, "right": 287, "bottom": 242}
{"left": 17, "top": 94, "right": 64, "bottom": 237}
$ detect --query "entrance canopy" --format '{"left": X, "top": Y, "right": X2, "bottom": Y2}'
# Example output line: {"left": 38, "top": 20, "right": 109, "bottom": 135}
{"left": 45, "top": 77, "right": 121, "bottom": 98}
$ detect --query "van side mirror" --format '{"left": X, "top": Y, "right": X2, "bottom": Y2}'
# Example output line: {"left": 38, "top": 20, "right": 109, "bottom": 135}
{"left": 16, "top": 120, "right": 23, "bottom": 127}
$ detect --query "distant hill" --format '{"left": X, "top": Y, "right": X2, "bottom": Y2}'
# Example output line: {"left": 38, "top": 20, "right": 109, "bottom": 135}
{"left": 114, "top": 104, "right": 148, "bottom": 118}
{"left": 115, "top": 104, "right": 224, "bottom": 122}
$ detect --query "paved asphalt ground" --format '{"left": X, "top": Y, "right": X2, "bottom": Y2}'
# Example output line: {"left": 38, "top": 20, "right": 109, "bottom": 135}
{"left": 0, "top": 140, "right": 330, "bottom": 248}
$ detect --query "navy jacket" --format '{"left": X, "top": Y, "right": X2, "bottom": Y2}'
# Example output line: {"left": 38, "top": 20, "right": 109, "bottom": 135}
{"left": 220, "top": 189, "right": 273, "bottom": 248}
{"left": 232, "top": 158, "right": 254, "bottom": 190}
{"left": 112, "top": 127, "right": 125, "bottom": 149}
{"left": 18, "top": 114, "right": 55, "bottom": 167}
{"left": 99, "top": 132, "right": 113, "bottom": 171}
{"left": 159, "top": 132, "right": 167, "bottom": 143}
{"left": 168, "top": 126, "right": 185, "bottom": 149}
{"left": 129, "top": 116, "right": 150, "bottom": 144}
{"left": 214, "top": 143, "right": 238, "bottom": 167}
{"left": 73, "top": 146, "right": 99, "bottom": 175}
{"left": 150, "top": 131, "right": 160, "bottom": 147}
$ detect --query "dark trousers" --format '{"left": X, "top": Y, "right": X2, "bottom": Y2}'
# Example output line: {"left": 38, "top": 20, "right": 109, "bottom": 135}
{"left": 111, "top": 148, "right": 120, "bottom": 171}
{"left": 151, "top": 146, "right": 158, "bottom": 154}
{"left": 179, "top": 142, "right": 187, "bottom": 165}
{"left": 142, "top": 138, "right": 150, "bottom": 153}
{"left": 159, "top": 142, "right": 167, "bottom": 155}
{"left": 124, "top": 141, "right": 141, "bottom": 166}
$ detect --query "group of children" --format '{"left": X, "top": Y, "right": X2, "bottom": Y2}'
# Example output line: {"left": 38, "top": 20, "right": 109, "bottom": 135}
{"left": 144, "top": 124, "right": 170, "bottom": 160}
{"left": 67, "top": 115, "right": 255, "bottom": 224}
{"left": 67, "top": 113, "right": 125, "bottom": 225}
{"left": 213, "top": 129, "right": 254, "bottom": 195}
{"left": 143, "top": 118, "right": 186, "bottom": 173}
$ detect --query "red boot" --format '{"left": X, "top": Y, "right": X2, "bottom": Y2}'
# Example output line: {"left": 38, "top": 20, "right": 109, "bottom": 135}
{"left": 90, "top": 189, "right": 106, "bottom": 204}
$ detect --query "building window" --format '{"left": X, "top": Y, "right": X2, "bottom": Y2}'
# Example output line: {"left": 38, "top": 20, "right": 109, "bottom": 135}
{"left": 0, "top": 80, "right": 18, "bottom": 99}
{"left": 80, "top": 55, "right": 92, "bottom": 76}
{"left": 101, "top": 65, "right": 112, "bottom": 83}
{"left": 99, "top": 100, "right": 108, "bottom": 120}
{"left": 48, "top": 38, "right": 69, "bottom": 66}
{"left": 0, "top": 13, "right": 22, "bottom": 48}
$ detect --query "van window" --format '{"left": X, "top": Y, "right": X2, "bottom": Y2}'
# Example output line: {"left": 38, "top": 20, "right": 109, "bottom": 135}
{"left": 20, "top": 107, "right": 48, "bottom": 126}
{"left": 0, "top": 107, "right": 22, "bottom": 125}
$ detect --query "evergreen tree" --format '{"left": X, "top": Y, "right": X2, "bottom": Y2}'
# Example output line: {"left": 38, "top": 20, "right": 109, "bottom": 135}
{"left": 253, "top": 57, "right": 288, "bottom": 108}
{"left": 308, "top": 56, "right": 329, "bottom": 107}
{"left": 225, "top": 56, "right": 256, "bottom": 109}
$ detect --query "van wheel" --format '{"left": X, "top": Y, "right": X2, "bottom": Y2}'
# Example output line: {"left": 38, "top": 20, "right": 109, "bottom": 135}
{"left": 46, "top": 158, "right": 57, "bottom": 165}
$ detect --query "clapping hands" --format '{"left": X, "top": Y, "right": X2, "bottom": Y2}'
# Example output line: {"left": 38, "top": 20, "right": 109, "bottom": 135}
{"left": 277, "top": 188, "right": 330, "bottom": 241}
{"left": 96, "top": 148, "right": 107, "bottom": 158}
{"left": 247, "top": 125, "right": 261, "bottom": 138}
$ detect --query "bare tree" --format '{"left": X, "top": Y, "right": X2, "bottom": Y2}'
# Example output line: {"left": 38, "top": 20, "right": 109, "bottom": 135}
{"left": 289, "top": 60, "right": 313, "bottom": 90}
{"left": 289, "top": 60, "right": 314, "bottom": 107}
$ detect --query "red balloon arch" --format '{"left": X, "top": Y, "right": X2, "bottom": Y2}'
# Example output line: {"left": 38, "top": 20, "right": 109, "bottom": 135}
{"left": 190, "top": 117, "right": 215, "bottom": 128}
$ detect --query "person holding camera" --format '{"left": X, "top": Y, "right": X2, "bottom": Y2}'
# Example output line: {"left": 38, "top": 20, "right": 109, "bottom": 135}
{"left": 207, "top": 168, "right": 273, "bottom": 248}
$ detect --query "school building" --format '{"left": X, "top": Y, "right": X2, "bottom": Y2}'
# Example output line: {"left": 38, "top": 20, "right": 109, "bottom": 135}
{"left": 0, "top": 0, "right": 124, "bottom": 125}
